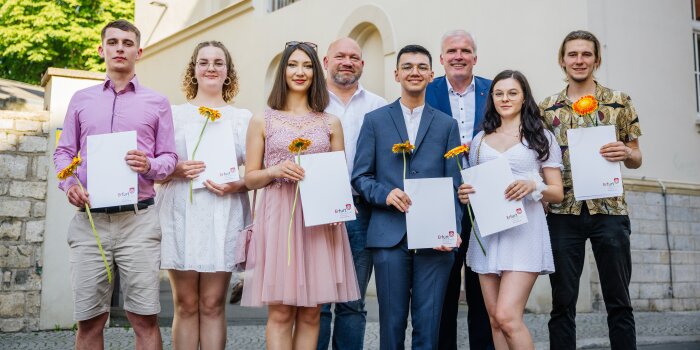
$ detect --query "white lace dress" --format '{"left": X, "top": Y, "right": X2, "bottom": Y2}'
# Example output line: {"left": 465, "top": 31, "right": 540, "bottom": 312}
{"left": 466, "top": 130, "right": 562, "bottom": 275}
{"left": 157, "top": 103, "right": 252, "bottom": 272}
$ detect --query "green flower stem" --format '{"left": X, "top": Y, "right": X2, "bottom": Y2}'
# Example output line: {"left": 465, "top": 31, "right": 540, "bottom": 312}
{"left": 468, "top": 204, "right": 486, "bottom": 256}
{"left": 456, "top": 155, "right": 486, "bottom": 256}
{"left": 287, "top": 149, "right": 302, "bottom": 266}
{"left": 402, "top": 152, "right": 407, "bottom": 181}
{"left": 189, "top": 117, "right": 210, "bottom": 203}
{"left": 74, "top": 175, "right": 112, "bottom": 283}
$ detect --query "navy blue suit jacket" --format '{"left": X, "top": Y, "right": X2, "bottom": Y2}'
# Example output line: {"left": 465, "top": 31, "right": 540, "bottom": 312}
{"left": 425, "top": 75, "right": 492, "bottom": 138}
{"left": 351, "top": 99, "right": 462, "bottom": 248}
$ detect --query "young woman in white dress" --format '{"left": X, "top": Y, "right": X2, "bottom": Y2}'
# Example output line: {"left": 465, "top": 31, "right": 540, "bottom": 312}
{"left": 156, "top": 41, "right": 251, "bottom": 349}
{"left": 457, "top": 70, "right": 564, "bottom": 350}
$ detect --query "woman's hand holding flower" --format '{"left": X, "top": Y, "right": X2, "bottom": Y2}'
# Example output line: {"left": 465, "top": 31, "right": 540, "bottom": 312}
{"left": 270, "top": 159, "right": 305, "bottom": 181}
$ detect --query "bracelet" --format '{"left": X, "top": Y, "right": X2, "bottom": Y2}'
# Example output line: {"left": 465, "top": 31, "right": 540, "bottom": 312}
{"left": 525, "top": 171, "right": 547, "bottom": 201}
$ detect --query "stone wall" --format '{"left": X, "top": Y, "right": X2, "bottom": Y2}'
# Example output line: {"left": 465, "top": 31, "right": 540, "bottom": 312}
{"left": 0, "top": 110, "right": 49, "bottom": 331}
{"left": 589, "top": 185, "right": 700, "bottom": 313}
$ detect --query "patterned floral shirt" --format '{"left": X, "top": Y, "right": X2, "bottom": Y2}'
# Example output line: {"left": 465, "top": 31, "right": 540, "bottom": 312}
{"left": 539, "top": 82, "right": 642, "bottom": 216}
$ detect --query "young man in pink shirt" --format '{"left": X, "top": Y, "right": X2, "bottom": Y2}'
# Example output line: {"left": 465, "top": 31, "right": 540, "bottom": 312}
{"left": 53, "top": 19, "right": 176, "bottom": 350}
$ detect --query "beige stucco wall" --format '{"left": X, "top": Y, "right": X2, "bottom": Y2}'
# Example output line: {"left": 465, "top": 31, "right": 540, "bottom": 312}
{"left": 589, "top": 0, "right": 700, "bottom": 183}
{"left": 136, "top": 0, "right": 240, "bottom": 46}
{"left": 130, "top": 0, "right": 700, "bottom": 313}
{"left": 136, "top": 0, "right": 700, "bottom": 186}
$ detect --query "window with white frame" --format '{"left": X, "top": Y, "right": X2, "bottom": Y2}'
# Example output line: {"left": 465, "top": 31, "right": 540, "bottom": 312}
{"left": 268, "top": 0, "right": 298, "bottom": 12}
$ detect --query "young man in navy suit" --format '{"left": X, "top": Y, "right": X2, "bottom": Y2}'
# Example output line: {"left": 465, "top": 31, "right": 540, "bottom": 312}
{"left": 425, "top": 30, "right": 495, "bottom": 350}
{"left": 352, "top": 45, "right": 462, "bottom": 350}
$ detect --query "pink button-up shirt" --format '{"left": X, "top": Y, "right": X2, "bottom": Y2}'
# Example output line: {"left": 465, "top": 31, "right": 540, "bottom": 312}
{"left": 53, "top": 76, "right": 177, "bottom": 201}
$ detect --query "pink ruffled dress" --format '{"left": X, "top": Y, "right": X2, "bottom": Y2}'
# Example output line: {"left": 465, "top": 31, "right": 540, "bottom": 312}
{"left": 241, "top": 108, "right": 360, "bottom": 307}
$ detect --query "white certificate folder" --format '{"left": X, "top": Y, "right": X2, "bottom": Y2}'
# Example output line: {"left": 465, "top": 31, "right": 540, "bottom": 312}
{"left": 566, "top": 125, "right": 623, "bottom": 201}
{"left": 87, "top": 131, "right": 138, "bottom": 208}
{"left": 184, "top": 119, "right": 240, "bottom": 189}
{"left": 298, "top": 151, "right": 356, "bottom": 226}
{"left": 461, "top": 156, "right": 528, "bottom": 237}
{"left": 404, "top": 178, "right": 458, "bottom": 249}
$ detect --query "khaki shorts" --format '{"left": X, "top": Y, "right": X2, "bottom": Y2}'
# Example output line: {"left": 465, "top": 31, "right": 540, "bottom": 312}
{"left": 67, "top": 206, "right": 161, "bottom": 321}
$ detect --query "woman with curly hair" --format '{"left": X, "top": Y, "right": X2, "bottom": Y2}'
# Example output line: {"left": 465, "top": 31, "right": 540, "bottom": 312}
{"left": 156, "top": 41, "right": 251, "bottom": 349}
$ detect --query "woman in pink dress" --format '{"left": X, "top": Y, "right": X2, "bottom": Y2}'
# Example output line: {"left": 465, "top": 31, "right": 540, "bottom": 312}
{"left": 241, "top": 41, "right": 360, "bottom": 349}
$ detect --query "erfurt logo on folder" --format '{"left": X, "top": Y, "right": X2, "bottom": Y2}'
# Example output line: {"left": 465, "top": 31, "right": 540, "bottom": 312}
{"left": 219, "top": 167, "right": 237, "bottom": 177}
{"left": 602, "top": 177, "right": 621, "bottom": 191}
{"left": 117, "top": 187, "right": 136, "bottom": 199}
{"left": 334, "top": 203, "right": 353, "bottom": 215}
{"left": 506, "top": 207, "right": 526, "bottom": 222}
{"left": 437, "top": 231, "right": 456, "bottom": 243}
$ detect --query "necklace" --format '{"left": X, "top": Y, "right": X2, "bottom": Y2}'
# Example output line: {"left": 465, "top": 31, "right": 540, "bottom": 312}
{"left": 498, "top": 128, "right": 520, "bottom": 138}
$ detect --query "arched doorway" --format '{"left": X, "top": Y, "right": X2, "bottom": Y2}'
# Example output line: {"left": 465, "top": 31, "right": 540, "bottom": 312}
{"left": 350, "top": 23, "right": 385, "bottom": 98}
{"left": 264, "top": 53, "right": 282, "bottom": 100}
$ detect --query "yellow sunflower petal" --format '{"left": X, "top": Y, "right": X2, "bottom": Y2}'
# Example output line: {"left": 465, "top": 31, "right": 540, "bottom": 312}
{"left": 572, "top": 95, "right": 598, "bottom": 115}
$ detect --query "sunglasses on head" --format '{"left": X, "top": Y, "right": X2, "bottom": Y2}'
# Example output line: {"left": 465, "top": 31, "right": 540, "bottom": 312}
{"left": 285, "top": 41, "right": 318, "bottom": 51}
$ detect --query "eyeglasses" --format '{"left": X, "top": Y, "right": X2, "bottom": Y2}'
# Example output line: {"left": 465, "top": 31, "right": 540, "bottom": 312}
{"left": 285, "top": 41, "right": 318, "bottom": 51}
{"left": 399, "top": 63, "right": 431, "bottom": 73}
{"left": 492, "top": 90, "right": 522, "bottom": 100}
{"left": 196, "top": 61, "right": 226, "bottom": 70}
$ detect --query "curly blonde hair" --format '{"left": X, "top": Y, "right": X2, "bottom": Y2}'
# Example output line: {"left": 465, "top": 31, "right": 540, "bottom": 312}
{"left": 183, "top": 41, "right": 239, "bottom": 102}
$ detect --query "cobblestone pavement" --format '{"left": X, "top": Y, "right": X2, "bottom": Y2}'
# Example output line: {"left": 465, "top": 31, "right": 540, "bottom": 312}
{"left": 1, "top": 311, "right": 699, "bottom": 349}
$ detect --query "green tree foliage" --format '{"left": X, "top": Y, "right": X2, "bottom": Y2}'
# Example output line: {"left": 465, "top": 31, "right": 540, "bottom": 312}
{"left": 0, "top": 0, "right": 134, "bottom": 85}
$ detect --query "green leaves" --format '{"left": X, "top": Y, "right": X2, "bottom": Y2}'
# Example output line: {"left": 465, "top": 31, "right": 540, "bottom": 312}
{"left": 0, "top": 0, "right": 134, "bottom": 84}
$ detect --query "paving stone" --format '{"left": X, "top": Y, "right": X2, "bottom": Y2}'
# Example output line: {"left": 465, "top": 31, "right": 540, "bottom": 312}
{"left": 0, "top": 312, "right": 698, "bottom": 349}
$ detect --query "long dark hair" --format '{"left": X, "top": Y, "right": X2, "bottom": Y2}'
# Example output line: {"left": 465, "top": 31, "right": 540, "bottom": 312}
{"left": 267, "top": 43, "right": 329, "bottom": 113}
{"left": 482, "top": 70, "right": 550, "bottom": 161}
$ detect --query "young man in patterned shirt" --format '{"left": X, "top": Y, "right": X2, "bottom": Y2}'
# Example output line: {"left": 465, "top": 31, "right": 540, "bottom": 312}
{"left": 539, "top": 30, "right": 643, "bottom": 350}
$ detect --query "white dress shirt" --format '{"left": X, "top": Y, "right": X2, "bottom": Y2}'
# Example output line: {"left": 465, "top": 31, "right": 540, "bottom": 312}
{"left": 446, "top": 78, "right": 476, "bottom": 143}
{"left": 399, "top": 101, "right": 424, "bottom": 145}
{"left": 326, "top": 85, "right": 387, "bottom": 194}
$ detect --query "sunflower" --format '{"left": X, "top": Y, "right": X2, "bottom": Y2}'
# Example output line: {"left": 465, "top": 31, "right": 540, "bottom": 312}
{"left": 572, "top": 95, "right": 598, "bottom": 115}
{"left": 444, "top": 144, "right": 469, "bottom": 159}
{"left": 288, "top": 137, "right": 312, "bottom": 153}
{"left": 198, "top": 106, "right": 222, "bottom": 121}
{"left": 57, "top": 156, "right": 81, "bottom": 180}
{"left": 392, "top": 140, "right": 415, "bottom": 154}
